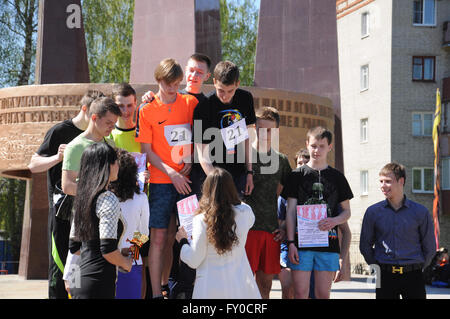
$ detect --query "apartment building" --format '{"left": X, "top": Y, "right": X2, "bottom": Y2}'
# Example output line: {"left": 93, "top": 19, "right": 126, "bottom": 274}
{"left": 336, "top": 0, "right": 450, "bottom": 268}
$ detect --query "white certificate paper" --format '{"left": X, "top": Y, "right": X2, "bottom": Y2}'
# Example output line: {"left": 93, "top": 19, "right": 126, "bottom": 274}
{"left": 177, "top": 195, "right": 199, "bottom": 244}
{"left": 296, "top": 204, "right": 329, "bottom": 248}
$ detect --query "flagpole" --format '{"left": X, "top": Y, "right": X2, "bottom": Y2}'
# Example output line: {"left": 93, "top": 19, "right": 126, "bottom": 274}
{"left": 432, "top": 88, "right": 441, "bottom": 250}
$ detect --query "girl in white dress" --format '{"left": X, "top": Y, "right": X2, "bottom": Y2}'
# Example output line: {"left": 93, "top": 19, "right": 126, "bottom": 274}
{"left": 109, "top": 149, "right": 150, "bottom": 299}
{"left": 176, "top": 168, "right": 261, "bottom": 299}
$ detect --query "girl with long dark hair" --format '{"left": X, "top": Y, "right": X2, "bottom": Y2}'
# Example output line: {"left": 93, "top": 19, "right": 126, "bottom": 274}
{"left": 175, "top": 168, "right": 261, "bottom": 299}
{"left": 71, "top": 142, "right": 132, "bottom": 299}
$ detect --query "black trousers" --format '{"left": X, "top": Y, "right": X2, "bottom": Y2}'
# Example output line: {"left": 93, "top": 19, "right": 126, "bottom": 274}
{"left": 48, "top": 210, "right": 70, "bottom": 299}
{"left": 376, "top": 268, "right": 426, "bottom": 299}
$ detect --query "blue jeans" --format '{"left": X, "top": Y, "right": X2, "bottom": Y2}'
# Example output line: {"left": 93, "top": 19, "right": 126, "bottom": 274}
{"left": 148, "top": 183, "right": 187, "bottom": 229}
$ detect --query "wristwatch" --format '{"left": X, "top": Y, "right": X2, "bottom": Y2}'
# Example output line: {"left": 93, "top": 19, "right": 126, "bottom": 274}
{"left": 246, "top": 170, "right": 254, "bottom": 175}
{"left": 286, "top": 240, "right": 296, "bottom": 246}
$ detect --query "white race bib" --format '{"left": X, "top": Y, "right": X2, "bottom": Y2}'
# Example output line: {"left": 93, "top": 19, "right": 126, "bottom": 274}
{"left": 220, "top": 118, "right": 249, "bottom": 150}
{"left": 164, "top": 124, "right": 192, "bottom": 146}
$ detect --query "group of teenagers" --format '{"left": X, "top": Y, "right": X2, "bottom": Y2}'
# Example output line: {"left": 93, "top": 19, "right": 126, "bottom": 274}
{"left": 28, "top": 53, "right": 438, "bottom": 300}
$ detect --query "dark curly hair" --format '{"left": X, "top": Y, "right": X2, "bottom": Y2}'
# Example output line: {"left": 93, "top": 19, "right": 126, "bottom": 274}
{"left": 197, "top": 168, "right": 241, "bottom": 255}
{"left": 108, "top": 148, "right": 140, "bottom": 202}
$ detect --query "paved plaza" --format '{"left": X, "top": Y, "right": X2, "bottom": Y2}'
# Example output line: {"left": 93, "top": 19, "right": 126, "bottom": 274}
{"left": 0, "top": 274, "right": 449, "bottom": 299}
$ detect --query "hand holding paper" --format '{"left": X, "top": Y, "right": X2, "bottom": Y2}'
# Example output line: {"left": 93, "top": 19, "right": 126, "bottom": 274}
{"left": 318, "top": 217, "right": 337, "bottom": 232}
{"left": 176, "top": 226, "right": 188, "bottom": 243}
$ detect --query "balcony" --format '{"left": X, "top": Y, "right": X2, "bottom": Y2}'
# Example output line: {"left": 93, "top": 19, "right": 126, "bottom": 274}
{"left": 444, "top": 77, "right": 450, "bottom": 103}
{"left": 443, "top": 77, "right": 450, "bottom": 134}
{"left": 444, "top": 21, "right": 450, "bottom": 50}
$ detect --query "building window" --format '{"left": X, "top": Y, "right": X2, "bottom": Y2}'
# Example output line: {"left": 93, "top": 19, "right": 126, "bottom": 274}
{"left": 444, "top": 102, "right": 450, "bottom": 133}
{"left": 360, "top": 170, "right": 369, "bottom": 195}
{"left": 413, "top": 0, "right": 436, "bottom": 26}
{"left": 412, "top": 167, "right": 434, "bottom": 193}
{"left": 361, "top": 12, "right": 370, "bottom": 38}
{"left": 412, "top": 56, "right": 435, "bottom": 81}
{"left": 412, "top": 112, "right": 433, "bottom": 136}
{"left": 443, "top": 158, "right": 450, "bottom": 190}
{"left": 360, "top": 118, "right": 368, "bottom": 143}
{"left": 360, "top": 65, "right": 369, "bottom": 91}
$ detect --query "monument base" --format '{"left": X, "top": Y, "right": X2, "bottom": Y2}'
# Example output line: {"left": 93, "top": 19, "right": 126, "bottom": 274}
{"left": 18, "top": 172, "right": 49, "bottom": 280}
{"left": 1, "top": 83, "right": 335, "bottom": 281}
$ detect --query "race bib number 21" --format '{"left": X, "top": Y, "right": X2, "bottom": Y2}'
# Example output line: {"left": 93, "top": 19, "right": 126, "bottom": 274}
{"left": 221, "top": 118, "right": 248, "bottom": 150}
{"left": 164, "top": 124, "right": 192, "bottom": 146}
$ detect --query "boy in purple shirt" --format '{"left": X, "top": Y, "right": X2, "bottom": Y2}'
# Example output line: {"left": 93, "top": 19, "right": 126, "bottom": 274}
{"left": 360, "top": 162, "right": 436, "bottom": 299}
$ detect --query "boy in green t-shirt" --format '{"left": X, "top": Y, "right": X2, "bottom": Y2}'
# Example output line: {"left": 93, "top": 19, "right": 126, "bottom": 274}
{"left": 62, "top": 97, "right": 121, "bottom": 196}
{"left": 243, "top": 107, "right": 292, "bottom": 299}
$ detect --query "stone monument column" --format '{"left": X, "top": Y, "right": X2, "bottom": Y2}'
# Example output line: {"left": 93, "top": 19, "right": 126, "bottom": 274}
{"left": 130, "top": 0, "right": 222, "bottom": 83}
{"left": 254, "top": 0, "right": 343, "bottom": 172}
{"left": 18, "top": 0, "right": 89, "bottom": 279}
{"left": 35, "top": 0, "right": 90, "bottom": 84}
{"left": 254, "top": 0, "right": 348, "bottom": 279}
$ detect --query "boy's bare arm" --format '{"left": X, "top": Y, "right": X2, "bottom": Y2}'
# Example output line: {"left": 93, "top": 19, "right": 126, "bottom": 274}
{"left": 318, "top": 200, "right": 351, "bottom": 231}
{"left": 286, "top": 197, "right": 299, "bottom": 264}
{"left": 61, "top": 169, "right": 78, "bottom": 196}
{"left": 286, "top": 198, "right": 298, "bottom": 241}
{"left": 195, "top": 143, "right": 215, "bottom": 175}
{"left": 336, "top": 200, "right": 351, "bottom": 224}
{"left": 338, "top": 221, "right": 352, "bottom": 261}
{"left": 244, "top": 124, "right": 256, "bottom": 195}
{"left": 28, "top": 144, "right": 67, "bottom": 173}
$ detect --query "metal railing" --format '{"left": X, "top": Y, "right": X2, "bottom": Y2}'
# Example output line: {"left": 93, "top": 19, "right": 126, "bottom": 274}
{"left": 349, "top": 240, "right": 370, "bottom": 275}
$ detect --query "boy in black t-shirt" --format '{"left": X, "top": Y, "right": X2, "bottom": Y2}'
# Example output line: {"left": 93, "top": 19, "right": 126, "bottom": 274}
{"left": 193, "top": 60, "right": 256, "bottom": 197}
{"left": 284, "top": 127, "right": 353, "bottom": 299}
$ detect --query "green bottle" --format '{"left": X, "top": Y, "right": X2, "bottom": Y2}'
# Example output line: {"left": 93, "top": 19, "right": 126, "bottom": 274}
{"left": 303, "top": 182, "right": 337, "bottom": 240}
{"left": 304, "top": 183, "right": 331, "bottom": 218}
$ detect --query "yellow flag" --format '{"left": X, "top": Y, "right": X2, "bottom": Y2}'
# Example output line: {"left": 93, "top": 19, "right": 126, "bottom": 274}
{"left": 433, "top": 88, "right": 441, "bottom": 152}
{"left": 432, "top": 88, "right": 441, "bottom": 249}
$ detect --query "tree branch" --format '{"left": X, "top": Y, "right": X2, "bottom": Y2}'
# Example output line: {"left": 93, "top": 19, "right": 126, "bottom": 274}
{"left": 0, "top": 18, "right": 26, "bottom": 38}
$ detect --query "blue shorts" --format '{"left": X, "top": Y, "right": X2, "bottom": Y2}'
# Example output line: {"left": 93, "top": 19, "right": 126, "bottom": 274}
{"left": 287, "top": 250, "right": 340, "bottom": 272}
{"left": 148, "top": 183, "right": 186, "bottom": 229}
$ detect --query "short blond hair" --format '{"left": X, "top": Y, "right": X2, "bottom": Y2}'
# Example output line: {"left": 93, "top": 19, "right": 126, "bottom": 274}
{"left": 154, "top": 58, "right": 183, "bottom": 84}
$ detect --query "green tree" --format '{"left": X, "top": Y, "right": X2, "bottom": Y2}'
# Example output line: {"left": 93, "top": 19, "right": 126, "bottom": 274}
{"left": 0, "top": 0, "right": 38, "bottom": 87}
{"left": 0, "top": 178, "right": 26, "bottom": 272}
{"left": 0, "top": 0, "right": 37, "bottom": 273}
{"left": 220, "top": 0, "right": 259, "bottom": 86}
{"left": 82, "top": 0, "right": 134, "bottom": 83}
